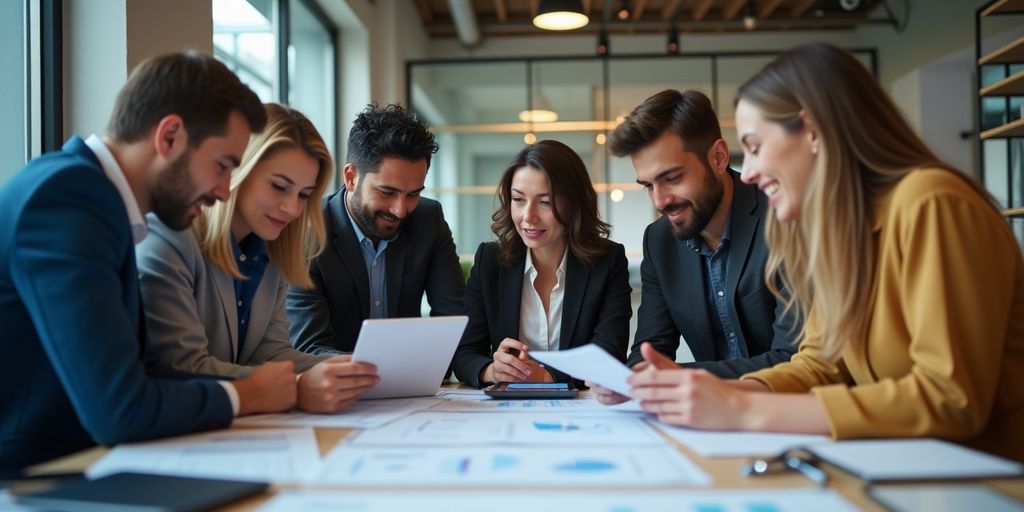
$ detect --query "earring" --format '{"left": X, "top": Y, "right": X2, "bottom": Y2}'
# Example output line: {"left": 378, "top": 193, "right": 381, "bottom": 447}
{"left": 811, "top": 145, "right": 819, "bottom": 155}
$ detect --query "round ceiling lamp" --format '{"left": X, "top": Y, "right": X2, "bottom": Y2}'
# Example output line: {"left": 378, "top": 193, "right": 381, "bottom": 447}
{"left": 533, "top": 0, "right": 589, "bottom": 31}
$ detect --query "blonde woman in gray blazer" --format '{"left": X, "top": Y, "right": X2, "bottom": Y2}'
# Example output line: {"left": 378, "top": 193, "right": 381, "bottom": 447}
{"left": 138, "top": 103, "right": 380, "bottom": 413}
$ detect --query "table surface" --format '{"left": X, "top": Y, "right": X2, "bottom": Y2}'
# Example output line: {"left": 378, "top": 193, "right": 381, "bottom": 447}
{"left": 19, "top": 401, "right": 1024, "bottom": 511}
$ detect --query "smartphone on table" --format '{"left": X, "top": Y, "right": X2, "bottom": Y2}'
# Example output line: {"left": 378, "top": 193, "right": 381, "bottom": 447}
{"left": 484, "top": 382, "right": 578, "bottom": 399}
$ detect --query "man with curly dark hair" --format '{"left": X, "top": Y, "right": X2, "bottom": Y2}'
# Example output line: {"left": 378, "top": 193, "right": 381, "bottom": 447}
{"left": 286, "top": 104, "right": 464, "bottom": 354}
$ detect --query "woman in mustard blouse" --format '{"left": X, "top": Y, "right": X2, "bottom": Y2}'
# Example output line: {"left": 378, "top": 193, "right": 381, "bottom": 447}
{"left": 628, "top": 43, "right": 1024, "bottom": 462}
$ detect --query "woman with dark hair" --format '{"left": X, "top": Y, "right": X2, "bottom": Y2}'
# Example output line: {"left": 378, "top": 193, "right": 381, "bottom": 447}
{"left": 452, "top": 140, "right": 632, "bottom": 387}
{"left": 628, "top": 43, "right": 1024, "bottom": 462}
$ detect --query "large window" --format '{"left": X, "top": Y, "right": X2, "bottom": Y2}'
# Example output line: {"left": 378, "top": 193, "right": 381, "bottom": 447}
{"left": 0, "top": 1, "right": 27, "bottom": 184}
{"left": 213, "top": 0, "right": 337, "bottom": 177}
{"left": 409, "top": 51, "right": 877, "bottom": 260}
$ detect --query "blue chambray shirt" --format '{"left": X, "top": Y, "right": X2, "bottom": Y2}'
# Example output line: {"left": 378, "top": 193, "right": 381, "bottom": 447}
{"left": 230, "top": 234, "right": 269, "bottom": 353}
{"left": 685, "top": 213, "right": 745, "bottom": 361}
{"left": 345, "top": 197, "right": 391, "bottom": 319}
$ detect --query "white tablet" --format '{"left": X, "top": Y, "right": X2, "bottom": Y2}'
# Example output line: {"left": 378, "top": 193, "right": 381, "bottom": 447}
{"left": 351, "top": 316, "right": 469, "bottom": 399}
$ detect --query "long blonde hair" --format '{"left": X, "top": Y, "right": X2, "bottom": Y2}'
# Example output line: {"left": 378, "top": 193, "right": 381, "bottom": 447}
{"left": 193, "top": 103, "right": 332, "bottom": 288}
{"left": 736, "top": 43, "right": 995, "bottom": 360}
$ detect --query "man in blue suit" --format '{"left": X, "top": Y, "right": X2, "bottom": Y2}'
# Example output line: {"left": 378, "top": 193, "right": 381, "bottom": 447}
{"left": 0, "top": 52, "right": 298, "bottom": 472}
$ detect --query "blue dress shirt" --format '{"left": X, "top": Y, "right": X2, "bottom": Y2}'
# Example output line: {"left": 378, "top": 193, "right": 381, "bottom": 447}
{"left": 345, "top": 198, "right": 392, "bottom": 318}
{"left": 231, "top": 234, "right": 269, "bottom": 351}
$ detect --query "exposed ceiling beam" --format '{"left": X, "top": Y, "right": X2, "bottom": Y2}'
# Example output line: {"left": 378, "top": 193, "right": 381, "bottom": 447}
{"left": 758, "top": 0, "right": 785, "bottom": 18}
{"left": 691, "top": 0, "right": 713, "bottom": 21}
{"left": 723, "top": 0, "right": 747, "bottom": 20}
{"left": 424, "top": 16, "right": 865, "bottom": 37}
{"left": 414, "top": 0, "right": 433, "bottom": 23}
{"left": 495, "top": 0, "right": 507, "bottom": 23}
{"left": 660, "top": 0, "right": 681, "bottom": 21}
{"left": 791, "top": 0, "right": 818, "bottom": 18}
{"left": 633, "top": 0, "right": 648, "bottom": 20}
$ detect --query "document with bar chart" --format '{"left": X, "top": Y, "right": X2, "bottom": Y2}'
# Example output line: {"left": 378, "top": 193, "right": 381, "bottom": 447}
{"left": 309, "top": 445, "right": 711, "bottom": 486}
{"left": 349, "top": 411, "right": 662, "bottom": 446}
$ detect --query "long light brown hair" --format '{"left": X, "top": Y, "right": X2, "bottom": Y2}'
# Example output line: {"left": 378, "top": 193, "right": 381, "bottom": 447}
{"left": 736, "top": 43, "right": 997, "bottom": 360}
{"left": 193, "top": 103, "right": 332, "bottom": 288}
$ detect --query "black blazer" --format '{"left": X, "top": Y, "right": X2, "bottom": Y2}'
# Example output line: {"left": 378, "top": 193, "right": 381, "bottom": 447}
{"left": 628, "top": 171, "right": 798, "bottom": 377}
{"left": 286, "top": 189, "right": 465, "bottom": 354}
{"left": 453, "top": 241, "right": 632, "bottom": 388}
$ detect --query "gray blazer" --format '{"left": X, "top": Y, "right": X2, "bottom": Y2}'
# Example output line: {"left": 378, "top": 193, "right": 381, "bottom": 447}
{"left": 137, "top": 215, "right": 328, "bottom": 379}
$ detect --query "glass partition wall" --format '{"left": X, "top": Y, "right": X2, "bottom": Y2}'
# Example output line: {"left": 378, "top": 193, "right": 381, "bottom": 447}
{"left": 408, "top": 51, "right": 876, "bottom": 260}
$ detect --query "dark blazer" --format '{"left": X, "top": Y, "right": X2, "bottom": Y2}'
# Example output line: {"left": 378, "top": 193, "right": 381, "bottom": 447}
{"left": 0, "top": 137, "right": 232, "bottom": 471}
{"left": 628, "top": 171, "right": 798, "bottom": 377}
{"left": 287, "top": 188, "right": 465, "bottom": 354}
{"left": 453, "top": 241, "right": 632, "bottom": 388}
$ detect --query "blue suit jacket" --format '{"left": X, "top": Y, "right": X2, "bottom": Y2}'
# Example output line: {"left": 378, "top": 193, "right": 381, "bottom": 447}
{"left": 0, "top": 137, "right": 232, "bottom": 471}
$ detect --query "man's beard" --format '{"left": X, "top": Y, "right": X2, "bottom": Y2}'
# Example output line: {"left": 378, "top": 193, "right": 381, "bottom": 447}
{"left": 664, "top": 166, "right": 724, "bottom": 241}
{"left": 150, "top": 151, "right": 215, "bottom": 230}
{"left": 350, "top": 185, "right": 401, "bottom": 241}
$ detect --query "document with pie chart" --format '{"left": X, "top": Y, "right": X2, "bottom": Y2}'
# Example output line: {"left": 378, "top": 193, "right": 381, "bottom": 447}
{"left": 309, "top": 445, "right": 711, "bottom": 486}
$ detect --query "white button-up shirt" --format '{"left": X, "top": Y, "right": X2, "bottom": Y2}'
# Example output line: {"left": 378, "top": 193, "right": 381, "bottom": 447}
{"left": 519, "top": 248, "right": 568, "bottom": 352}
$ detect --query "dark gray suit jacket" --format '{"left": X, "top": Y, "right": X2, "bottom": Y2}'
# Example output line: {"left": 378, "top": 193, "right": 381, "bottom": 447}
{"left": 627, "top": 171, "right": 798, "bottom": 377}
{"left": 452, "top": 241, "right": 632, "bottom": 388}
{"left": 286, "top": 188, "right": 465, "bottom": 354}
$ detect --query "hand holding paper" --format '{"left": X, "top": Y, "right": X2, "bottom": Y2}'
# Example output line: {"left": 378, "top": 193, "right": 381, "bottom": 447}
{"left": 529, "top": 345, "right": 633, "bottom": 397}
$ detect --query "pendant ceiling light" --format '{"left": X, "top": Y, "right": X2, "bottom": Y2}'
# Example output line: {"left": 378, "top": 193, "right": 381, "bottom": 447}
{"left": 533, "top": 0, "right": 589, "bottom": 31}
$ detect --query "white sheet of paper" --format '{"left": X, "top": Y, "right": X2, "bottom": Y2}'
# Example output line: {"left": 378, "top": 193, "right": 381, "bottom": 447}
{"left": 350, "top": 411, "right": 662, "bottom": 446}
{"left": 529, "top": 344, "right": 634, "bottom": 396}
{"left": 429, "top": 394, "right": 643, "bottom": 414}
{"left": 87, "top": 428, "right": 319, "bottom": 483}
{"left": 309, "top": 445, "right": 711, "bottom": 487}
{"left": 654, "top": 423, "right": 831, "bottom": 457}
{"left": 869, "top": 484, "right": 1024, "bottom": 512}
{"left": 233, "top": 397, "right": 443, "bottom": 429}
{"left": 808, "top": 439, "right": 1024, "bottom": 481}
{"left": 260, "top": 489, "right": 857, "bottom": 512}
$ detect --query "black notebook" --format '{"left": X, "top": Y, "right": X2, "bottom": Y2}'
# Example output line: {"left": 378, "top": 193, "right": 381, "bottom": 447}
{"left": 13, "top": 472, "right": 268, "bottom": 512}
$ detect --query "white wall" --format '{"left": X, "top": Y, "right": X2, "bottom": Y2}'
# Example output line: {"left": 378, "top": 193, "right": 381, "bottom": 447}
{"left": 63, "top": 0, "right": 213, "bottom": 138}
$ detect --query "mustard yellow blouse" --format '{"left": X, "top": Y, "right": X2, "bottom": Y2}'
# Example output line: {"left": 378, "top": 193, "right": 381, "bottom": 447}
{"left": 743, "top": 169, "right": 1024, "bottom": 462}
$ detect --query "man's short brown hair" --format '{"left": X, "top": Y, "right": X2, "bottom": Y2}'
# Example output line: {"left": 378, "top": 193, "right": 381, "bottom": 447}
{"left": 107, "top": 51, "right": 267, "bottom": 146}
{"left": 607, "top": 89, "right": 722, "bottom": 168}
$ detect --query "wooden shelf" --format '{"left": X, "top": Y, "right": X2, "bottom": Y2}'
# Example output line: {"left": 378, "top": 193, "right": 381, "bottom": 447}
{"left": 981, "top": 0, "right": 1024, "bottom": 16}
{"left": 980, "top": 69, "right": 1024, "bottom": 96}
{"left": 1003, "top": 207, "right": 1024, "bottom": 218}
{"left": 981, "top": 117, "right": 1024, "bottom": 139}
{"left": 979, "top": 35, "right": 1024, "bottom": 65}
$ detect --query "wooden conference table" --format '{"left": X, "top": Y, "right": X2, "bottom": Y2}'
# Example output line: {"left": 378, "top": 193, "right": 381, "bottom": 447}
{"left": 20, "top": 392, "right": 1024, "bottom": 511}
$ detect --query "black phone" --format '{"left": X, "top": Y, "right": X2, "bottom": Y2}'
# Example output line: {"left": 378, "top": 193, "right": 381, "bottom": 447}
{"left": 484, "top": 382, "right": 579, "bottom": 399}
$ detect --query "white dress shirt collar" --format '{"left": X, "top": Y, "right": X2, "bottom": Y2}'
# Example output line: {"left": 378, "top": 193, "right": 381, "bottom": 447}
{"left": 84, "top": 134, "right": 148, "bottom": 244}
{"left": 519, "top": 248, "right": 569, "bottom": 352}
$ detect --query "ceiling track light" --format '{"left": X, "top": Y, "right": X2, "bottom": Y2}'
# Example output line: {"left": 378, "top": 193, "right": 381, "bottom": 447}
{"left": 597, "top": 30, "right": 610, "bottom": 56}
{"left": 616, "top": 0, "right": 631, "bottom": 21}
{"left": 533, "top": 0, "right": 589, "bottom": 31}
{"left": 667, "top": 25, "right": 679, "bottom": 54}
{"left": 742, "top": 1, "right": 757, "bottom": 31}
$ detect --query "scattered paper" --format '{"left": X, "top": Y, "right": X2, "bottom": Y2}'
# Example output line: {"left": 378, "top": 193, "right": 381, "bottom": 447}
{"left": 808, "top": 439, "right": 1024, "bottom": 481}
{"left": 654, "top": 423, "right": 831, "bottom": 457}
{"left": 429, "top": 395, "right": 642, "bottom": 414}
{"left": 309, "top": 445, "right": 711, "bottom": 487}
{"left": 234, "top": 397, "right": 443, "bottom": 429}
{"left": 261, "top": 489, "right": 856, "bottom": 512}
{"left": 350, "top": 411, "right": 663, "bottom": 446}
{"left": 87, "top": 428, "right": 319, "bottom": 483}
{"left": 529, "top": 345, "right": 633, "bottom": 397}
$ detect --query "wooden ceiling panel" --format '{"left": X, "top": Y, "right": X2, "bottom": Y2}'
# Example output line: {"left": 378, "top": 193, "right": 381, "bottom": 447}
{"left": 414, "top": 0, "right": 886, "bottom": 39}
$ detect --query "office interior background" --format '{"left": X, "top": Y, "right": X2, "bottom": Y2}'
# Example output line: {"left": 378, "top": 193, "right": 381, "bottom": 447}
{"left": 2, "top": 0, "right": 1022, "bottom": 307}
